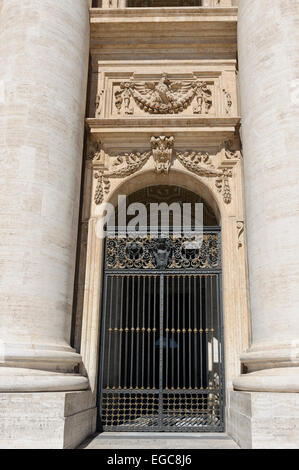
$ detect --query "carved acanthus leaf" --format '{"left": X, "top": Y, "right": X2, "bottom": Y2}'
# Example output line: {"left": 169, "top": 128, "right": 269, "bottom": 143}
{"left": 115, "top": 74, "right": 212, "bottom": 115}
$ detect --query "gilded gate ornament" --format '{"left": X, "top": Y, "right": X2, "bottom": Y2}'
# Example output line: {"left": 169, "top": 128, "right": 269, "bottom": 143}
{"left": 105, "top": 233, "right": 220, "bottom": 270}
{"left": 115, "top": 74, "right": 213, "bottom": 115}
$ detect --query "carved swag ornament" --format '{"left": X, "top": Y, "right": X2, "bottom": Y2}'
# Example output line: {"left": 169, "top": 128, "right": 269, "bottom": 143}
{"left": 91, "top": 136, "right": 236, "bottom": 206}
{"left": 115, "top": 74, "right": 212, "bottom": 115}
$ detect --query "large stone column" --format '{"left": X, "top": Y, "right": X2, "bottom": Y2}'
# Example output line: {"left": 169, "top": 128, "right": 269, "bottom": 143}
{"left": 229, "top": 0, "right": 299, "bottom": 449}
{"left": 234, "top": 0, "right": 299, "bottom": 392}
{"left": 0, "top": 0, "right": 90, "bottom": 392}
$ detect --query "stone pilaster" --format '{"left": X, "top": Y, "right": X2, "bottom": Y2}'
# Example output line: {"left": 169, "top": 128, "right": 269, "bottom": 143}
{"left": 234, "top": 0, "right": 299, "bottom": 391}
{"left": 0, "top": 0, "right": 90, "bottom": 391}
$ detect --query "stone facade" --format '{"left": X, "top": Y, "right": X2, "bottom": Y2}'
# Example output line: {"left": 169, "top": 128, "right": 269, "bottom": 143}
{"left": 0, "top": 0, "right": 298, "bottom": 449}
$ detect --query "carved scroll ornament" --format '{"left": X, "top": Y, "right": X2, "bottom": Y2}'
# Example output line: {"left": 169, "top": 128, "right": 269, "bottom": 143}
{"left": 237, "top": 221, "right": 245, "bottom": 249}
{"left": 91, "top": 136, "right": 234, "bottom": 206}
{"left": 115, "top": 74, "right": 212, "bottom": 115}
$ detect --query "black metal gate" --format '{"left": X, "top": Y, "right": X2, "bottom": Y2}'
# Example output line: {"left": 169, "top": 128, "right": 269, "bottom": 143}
{"left": 98, "top": 229, "right": 224, "bottom": 432}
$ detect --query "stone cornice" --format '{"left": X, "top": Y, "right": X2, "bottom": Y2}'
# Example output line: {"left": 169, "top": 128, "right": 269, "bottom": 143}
{"left": 90, "top": 7, "right": 238, "bottom": 21}
{"left": 86, "top": 117, "right": 240, "bottom": 145}
{"left": 86, "top": 116, "right": 240, "bottom": 129}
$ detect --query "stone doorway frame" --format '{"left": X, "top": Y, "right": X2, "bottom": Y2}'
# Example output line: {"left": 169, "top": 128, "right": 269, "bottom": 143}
{"left": 78, "top": 133, "right": 250, "bottom": 431}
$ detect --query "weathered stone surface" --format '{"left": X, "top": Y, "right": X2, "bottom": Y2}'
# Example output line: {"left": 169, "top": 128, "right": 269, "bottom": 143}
{"left": 0, "top": 391, "right": 96, "bottom": 449}
{"left": 229, "top": 391, "right": 299, "bottom": 449}
{"left": 234, "top": 0, "right": 299, "bottom": 386}
{"left": 0, "top": 0, "right": 89, "bottom": 375}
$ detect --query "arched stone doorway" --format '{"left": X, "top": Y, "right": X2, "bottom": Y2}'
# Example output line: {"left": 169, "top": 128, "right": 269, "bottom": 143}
{"left": 78, "top": 138, "right": 249, "bottom": 436}
{"left": 97, "top": 185, "right": 224, "bottom": 432}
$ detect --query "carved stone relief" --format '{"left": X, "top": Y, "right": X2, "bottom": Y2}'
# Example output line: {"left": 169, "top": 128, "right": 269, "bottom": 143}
{"left": 95, "top": 90, "right": 104, "bottom": 118}
{"left": 237, "top": 221, "right": 245, "bottom": 249}
{"left": 114, "top": 74, "right": 213, "bottom": 115}
{"left": 90, "top": 136, "right": 239, "bottom": 206}
{"left": 223, "top": 89, "right": 232, "bottom": 115}
{"left": 224, "top": 139, "right": 241, "bottom": 160}
{"left": 151, "top": 135, "right": 174, "bottom": 174}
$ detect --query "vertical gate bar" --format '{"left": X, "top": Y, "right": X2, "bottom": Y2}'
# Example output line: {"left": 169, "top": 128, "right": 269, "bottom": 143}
{"left": 183, "top": 275, "right": 186, "bottom": 390}
{"left": 159, "top": 275, "right": 164, "bottom": 430}
{"left": 136, "top": 275, "right": 141, "bottom": 389}
{"left": 118, "top": 275, "right": 124, "bottom": 389}
{"left": 141, "top": 275, "right": 146, "bottom": 390}
{"left": 205, "top": 275, "right": 209, "bottom": 390}
{"left": 153, "top": 275, "right": 156, "bottom": 390}
{"left": 210, "top": 275, "right": 215, "bottom": 391}
{"left": 177, "top": 274, "right": 180, "bottom": 389}
{"left": 199, "top": 275, "right": 203, "bottom": 390}
{"left": 219, "top": 273, "right": 225, "bottom": 429}
{"left": 171, "top": 275, "right": 175, "bottom": 390}
{"left": 188, "top": 275, "right": 192, "bottom": 389}
{"left": 165, "top": 275, "right": 169, "bottom": 390}
{"left": 216, "top": 274, "right": 221, "bottom": 387}
{"left": 99, "top": 270, "right": 109, "bottom": 420}
{"left": 106, "top": 275, "right": 114, "bottom": 389}
{"left": 130, "top": 275, "right": 135, "bottom": 389}
{"left": 194, "top": 275, "right": 198, "bottom": 390}
{"left": 124, "top": 275, "right": 130, "bottom": 390}
{"left": 147, "top": 276, "right": 151, "bottom": 389}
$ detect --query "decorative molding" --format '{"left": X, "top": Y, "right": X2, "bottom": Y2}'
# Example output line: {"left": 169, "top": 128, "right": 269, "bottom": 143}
{"left": 94, "top": 172, "right": 111, "bottom": 205}
{"left": 114, "top": 74, "right": 213, "bottom": 115}
{"left": 176, "top": 150, "right": 218, "bottom": 177}
{"left": 237, "top": 221, "right": 245, "bottom": 249}
{"left": 215, "top": 169, "right": 232, "bottom": 205}
{"left": 87, "top": 141, "right": 104, "bottom": 162}
{"left": 176, "top": 151, "right": 233, "bottom": 204}
{"left": 224, "top": 139, "right": 241, "bottom": 160}
{"left": 223, "top": 89, "right": 232, "bottom": 115}
{"left": 151, "top": 136, "right": 174, "bottom": 174}
{"left": 115, "top": 83, "right": 134, "bottom": 115}
{"left": 92, "top": 136, "right": 238, "bottom": 206}
{"left": 93, "top": 151, "right": 151, "bottom": 204}
{"left": 193, "top": 82, "right": 212, "bottom": 115}
{"left": 95, "top": 89, "right": 104, "bottom": 118}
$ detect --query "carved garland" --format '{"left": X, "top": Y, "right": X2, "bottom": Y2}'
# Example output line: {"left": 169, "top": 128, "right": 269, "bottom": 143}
{"left": 115, "top": 74, "right": 213, "bottom": 115}
{"left": 92, "top": 136, "right": 237, "bottom": 206}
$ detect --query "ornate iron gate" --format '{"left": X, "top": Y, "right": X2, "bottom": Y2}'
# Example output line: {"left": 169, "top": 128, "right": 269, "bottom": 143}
{"left": 98, "top": 229, "right": 224, "bottom": 432}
